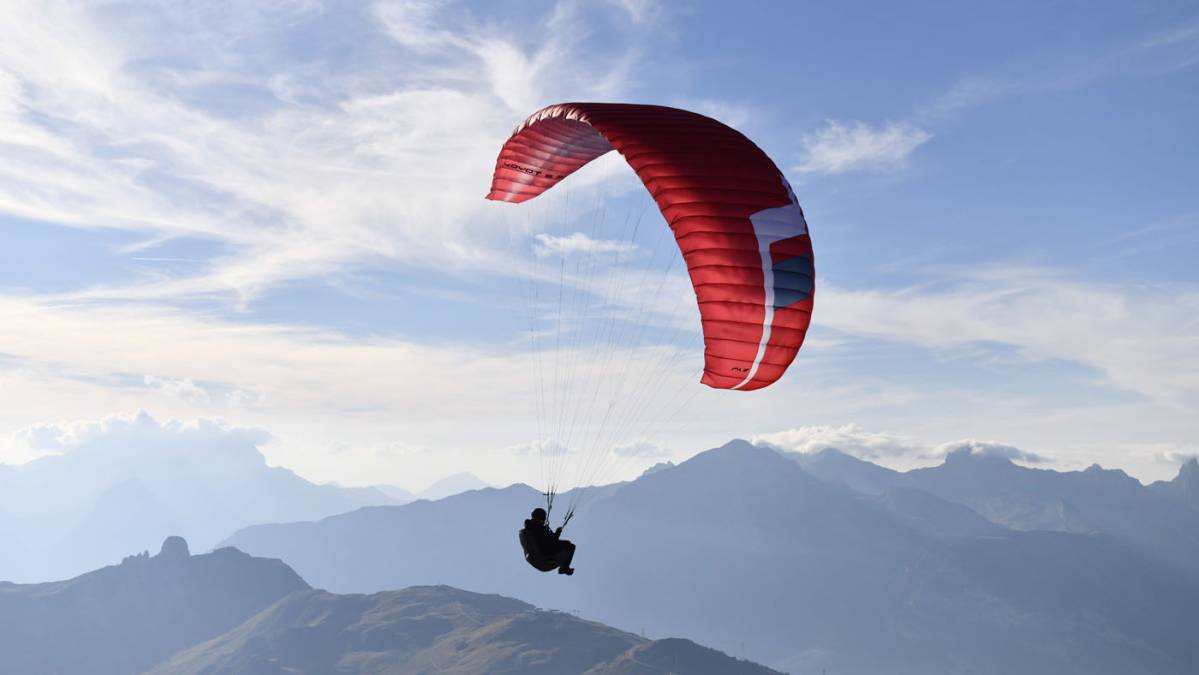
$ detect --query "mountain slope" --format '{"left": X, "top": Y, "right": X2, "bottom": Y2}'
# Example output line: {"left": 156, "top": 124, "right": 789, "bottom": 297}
{"left": 795, "top": 446, "right": 905, "bottom": 495}
{"left": 146, "top": 586, "right": 780, "bottom": 675}
{"left": 0, "top": 537, "right": 308, "bottom": 675}
{"left": 1150, "top": 458, "right": 1199, "bottom": 511}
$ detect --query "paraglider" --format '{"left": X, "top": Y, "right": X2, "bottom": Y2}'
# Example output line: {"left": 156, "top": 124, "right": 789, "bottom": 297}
{"left": 519, "top": 507, "right": 576, "bottom": 575}
{"left": 487, "top": 103, "right": 814, "bottom": 567}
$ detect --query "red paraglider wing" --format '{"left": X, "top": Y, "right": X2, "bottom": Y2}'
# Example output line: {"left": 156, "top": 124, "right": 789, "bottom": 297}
{"left": 487, "top": 103, "right": 814, "bottom": 391}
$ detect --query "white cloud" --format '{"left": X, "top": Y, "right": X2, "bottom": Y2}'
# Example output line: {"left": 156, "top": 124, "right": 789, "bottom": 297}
{"left": 1145, "top": 445, "right": 1199, "bottom": 468}
{"left": 13, "top": 422, "right": 71, "bottom": 452}
{"left": 11, "top": 410, "right": 271, "bottom": 460}
{"left": 0, "top": 1, "right": 647, "bottom": 305}
{"left": 612, "top": 438, "right": 671, "bottom": 458}
{"left": 0, "top": 294, "right": 705, "bottom": 485}
{"left": 373, "top": 0, "right": 467, "bottom": 52}
{"left": 13, "top": 417, "right": 107, "bottom": 453}
{"left": 1165, "top": 453, "right": 1199, "bottom": 468}
{"left": 794, "top": 120, "right": 931, "bottom": 175}
{"left": 607, "top": 0, "right": 659, "bottom": 24}
{"left": 144, "top": 375, "right": 210, "bottom": 403}
{"left": 755, "top": 425, "right": 1050, "bottom": 466}
{"left": 1137, "top": 19, "right": 1199, "bottom": 50}
{"left": 225, "top": 388, "right": 260, "bottom": 407}
{"left": 506, "top": 438, "right": 569, "bottom": 456}
{"left": 818, "top": 268, "right": 1199, "bottom": 407}
{"left": 4, "top": 282, "right": 1192, "bottom": 484}
{"left": 534, "top": 232, "right": 636, "bottom": 258}
{"left": 753, "top": 424, "right": 924, "bottom": 459}
{"left": 919, "top": 19, "right": 1199, "bottom": 123}
{"left": 936, "top": 439, "right": 1046, "bottom": 464}
{"left": 919, "top": 77, "right": 1018, "bottom": 120}
{"left": 0, "top": 295, "right": 534, "bottom": 419}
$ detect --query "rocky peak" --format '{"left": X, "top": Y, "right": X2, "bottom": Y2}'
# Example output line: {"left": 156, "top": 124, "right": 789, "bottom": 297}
{"left": 158, "top": 535, "right": 190, "bottom": 560}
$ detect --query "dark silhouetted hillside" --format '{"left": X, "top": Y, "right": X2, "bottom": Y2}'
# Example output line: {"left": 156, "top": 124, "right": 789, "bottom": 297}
{"left": 147, "top": 586, "right": 780, "bottom": 675}
{"left": 223, "top": 440, "right": 1199, "bottom": 674}
{"left": 0, "top": 536, "right": 308, "bottom": 675}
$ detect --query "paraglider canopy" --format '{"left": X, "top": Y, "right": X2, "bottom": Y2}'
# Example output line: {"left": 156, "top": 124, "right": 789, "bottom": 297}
{"left": 487, "top": 102, "right": 814, "bottom": 391}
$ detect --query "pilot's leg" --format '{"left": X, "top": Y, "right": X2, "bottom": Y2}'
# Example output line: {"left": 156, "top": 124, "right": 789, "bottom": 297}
{"left": 556, "top": 540, "right": 576, "bottom": 569}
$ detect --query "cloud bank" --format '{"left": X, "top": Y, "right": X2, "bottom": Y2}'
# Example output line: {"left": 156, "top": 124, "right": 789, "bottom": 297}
{"left": 753, "top": 424, "right": 923, "bottom": 460}
{"left": 755, "top": 424, "right": 1048, "bottom": 466}
{"left": 937, "top": 439, "right": 1046, "bottom": 464}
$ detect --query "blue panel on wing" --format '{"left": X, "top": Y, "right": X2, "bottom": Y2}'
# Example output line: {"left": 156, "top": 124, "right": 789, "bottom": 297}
{"left": 772, "top": 255, "right": 814, "bottom": 308}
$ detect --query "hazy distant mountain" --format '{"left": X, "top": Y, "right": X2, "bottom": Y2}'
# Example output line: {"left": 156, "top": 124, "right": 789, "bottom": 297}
{"left": 0, "top": 413, "right": 404, "bottom": 582}
{"left": 801, "top": 447, "right": 1199, "bottom": 577}
{"left": 148, "top": 585, "right": 780, "bottom": 675}
{"left": 873, "top": 486, "right": 1003, "bottom": 540}
{"left": 370, "top": 483, "right": 417, "bottom": 502}
{"left": 416, "top": 471, "right": 491, "bottom": 500}
{"left": 224, "top": 440, "right": 1199, "bottom": 674}
{"left": 1150, "top": 458, "right": 1199, "bottom": 511}
{"left": 795, "top": 446, "right": 904, "bottom": 495}
{"left": 0, "top": 536, "right": 307, "bottom": 675}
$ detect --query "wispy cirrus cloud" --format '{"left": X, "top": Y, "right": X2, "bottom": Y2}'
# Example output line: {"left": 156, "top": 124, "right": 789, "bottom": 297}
{"left": 794, "top": 120, "right": 932, "bottom": 175}
{"left": 0, "top": 1, "right": 650, "bottom": 305}
{"left": 919, "top": 17, "right": 1199, "bottom": 122}
{"left": 818, "top": 267, "right": 1199, "bottom": 407}
{"left": 533, "top": 232, "right": 636, "bottom": 258}
{"left": 606, "top": 0, "right": 661, "bottom": 24}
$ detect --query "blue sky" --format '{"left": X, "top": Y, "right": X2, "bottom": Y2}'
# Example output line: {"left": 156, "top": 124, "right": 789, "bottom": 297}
{"left": 0, "top": 0, "right": 1196, "bottom": 488}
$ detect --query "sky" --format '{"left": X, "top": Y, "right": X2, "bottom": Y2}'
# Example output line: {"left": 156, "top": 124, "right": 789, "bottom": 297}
{"left": 0, "top": 0, "right": 1196, "bottom": 489}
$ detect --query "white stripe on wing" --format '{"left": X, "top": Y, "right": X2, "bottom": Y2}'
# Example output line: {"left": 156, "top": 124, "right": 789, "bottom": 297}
{"left": 730, "top": 178, "right": 807, "bottom": 390}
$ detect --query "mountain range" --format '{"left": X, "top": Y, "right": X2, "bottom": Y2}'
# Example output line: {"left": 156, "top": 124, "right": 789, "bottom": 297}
{"left": 796, "top": 445, "right": 1199, "bottom": 577}
{"left": 223, "top": 440, "right": 1199, "bottom": 675}
{"left": 0, "top": 535, "right": 775, "bottom": 674}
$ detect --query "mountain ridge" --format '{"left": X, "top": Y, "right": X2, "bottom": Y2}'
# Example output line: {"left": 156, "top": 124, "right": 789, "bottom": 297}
{"left": 794, "top": 445, "right": 1199, "bottom": 577}
{"left": 147, "top": 585, "right": 781, "bottom": 675}
{"left": 0, "top": 536, "right": 309, "bottom": 675}
{"left": 223, "top": 438, "right": 1199, "bottom": 674}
